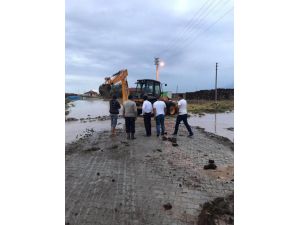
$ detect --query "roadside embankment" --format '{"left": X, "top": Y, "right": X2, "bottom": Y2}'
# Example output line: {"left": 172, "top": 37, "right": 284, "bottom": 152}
{"left": 188, "top": 100, "right": 234, "bottom": 114}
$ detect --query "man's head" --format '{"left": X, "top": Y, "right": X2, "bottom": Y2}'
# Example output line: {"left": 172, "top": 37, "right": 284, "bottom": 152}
{"left": 112, "top": 95, "right": 117, "bottom": 100}
{"left": 143, "top": 95, "right": 148, "bottom": 101}
{"left": 128, "top": 95, "right": 133, "bottom": 100}
{"left": 178, "top": 94, "right": 184, "bottom": 99}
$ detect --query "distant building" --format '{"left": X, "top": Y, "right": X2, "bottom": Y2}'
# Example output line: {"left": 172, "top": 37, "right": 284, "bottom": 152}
{"left": 84, "top": 90, "right": 99, "bottom": 97}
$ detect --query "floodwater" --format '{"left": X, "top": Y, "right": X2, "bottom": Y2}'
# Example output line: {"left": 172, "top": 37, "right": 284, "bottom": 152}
{"left": 189, "top": 112, "right": 234, "bottom": 142}
{"left": 65, "top": 99, "right": 234, "bottom": 143}
{"left": 67, "top": 98, "right": 110, "bottom": 118}
{"left": 65, "top": 99, "right": 124, "bottom": 143}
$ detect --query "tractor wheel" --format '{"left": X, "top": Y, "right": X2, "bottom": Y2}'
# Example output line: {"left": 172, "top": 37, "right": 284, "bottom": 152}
{"left": 168, "top": 104, "right": 176, "bottom": 115}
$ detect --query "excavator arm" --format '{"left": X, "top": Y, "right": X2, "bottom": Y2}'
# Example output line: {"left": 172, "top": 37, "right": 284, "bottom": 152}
{"left": 99, "top": 69, "right": 129, "bottom": 103}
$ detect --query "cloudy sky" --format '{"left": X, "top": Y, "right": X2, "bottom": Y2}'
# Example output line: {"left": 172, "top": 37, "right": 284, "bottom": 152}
{"left": 66, "top": 0, "right": 233, "bottom": 94}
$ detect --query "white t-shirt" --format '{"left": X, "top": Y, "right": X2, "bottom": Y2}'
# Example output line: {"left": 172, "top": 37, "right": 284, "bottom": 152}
{"left": 153, "top": 100, "right": 166, "bottom": 116}
{"left": 178, "top": 99, "right": 187, "bottom": 115}
{"left": 142, "top": 100, "right": 153, "bottom": 114}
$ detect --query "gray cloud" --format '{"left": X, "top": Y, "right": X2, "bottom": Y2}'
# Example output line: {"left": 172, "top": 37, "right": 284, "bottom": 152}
{"left": 66, "top": 0, "right": 233, "bottom": 93}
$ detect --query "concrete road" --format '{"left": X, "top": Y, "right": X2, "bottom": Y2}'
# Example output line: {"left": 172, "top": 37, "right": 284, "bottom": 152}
{"left": 65, "top": 117, "right": 234, "bottom": 225}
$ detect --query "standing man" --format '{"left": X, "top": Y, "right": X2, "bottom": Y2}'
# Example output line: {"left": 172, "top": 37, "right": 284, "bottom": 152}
{"left": 142, "top": 95, "right": 153, "bottom": 136}
{"left": 123, "top": 95, "right": 137, "bottom": 140}
{"left": 172, "top": 94, "right": 193, "bottom": 137}
{"left": 109, "top": 95, "right": 121, "bottom": 136}
{"left": 153, "top": 96, "right": 167, "bottom": 137}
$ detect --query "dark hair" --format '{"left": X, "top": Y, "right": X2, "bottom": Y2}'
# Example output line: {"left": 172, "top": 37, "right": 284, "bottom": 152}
{"left": 143, "top": 95, "right": 148, "bottom": 100}
{"left": 178, "top": 94, "right": 184, "bottom": 98}
{"left": 128, "top": 95, "right": 133, "bottom": 100}
{"left": 112, "top": 95, "right": 117, "bottom": 100}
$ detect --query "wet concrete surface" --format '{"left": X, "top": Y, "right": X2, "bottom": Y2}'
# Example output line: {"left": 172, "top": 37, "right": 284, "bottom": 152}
{"left": 65, "top": 117, "right": 233, "bottom": 225}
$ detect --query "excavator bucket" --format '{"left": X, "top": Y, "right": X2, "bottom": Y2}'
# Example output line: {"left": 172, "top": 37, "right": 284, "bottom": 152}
{"left": 99, "top": 83, "right": 123, "bottom": 98}
{"left": 99, "top": 84, "right": 112, "bottom": 97}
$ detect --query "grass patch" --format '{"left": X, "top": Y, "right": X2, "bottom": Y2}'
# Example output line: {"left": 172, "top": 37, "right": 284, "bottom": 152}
{"left": 188, "top": 100, "right": 234, "bottom": 114}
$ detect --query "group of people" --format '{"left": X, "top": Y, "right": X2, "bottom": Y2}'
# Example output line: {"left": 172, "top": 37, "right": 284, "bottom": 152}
{"left": 109, "top": 94, "right": 194, "bottom": 139}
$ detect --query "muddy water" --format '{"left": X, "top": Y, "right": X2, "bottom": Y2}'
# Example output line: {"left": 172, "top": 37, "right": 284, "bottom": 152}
{"left": 66, "top": 99, "right": 111, "bottom": 118}
{"left": 189, "top": 112, "right": 234, "bottom": 142}
{"left": 65, "top": 99, "right": 124, "bottom": 143}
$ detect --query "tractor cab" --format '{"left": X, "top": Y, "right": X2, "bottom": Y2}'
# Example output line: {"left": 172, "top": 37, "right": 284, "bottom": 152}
{"left": 132, "top": 79, "right": 177, "bottom": 115}
{"left": 133, "top": 79, "right": 161, "bottom": 104}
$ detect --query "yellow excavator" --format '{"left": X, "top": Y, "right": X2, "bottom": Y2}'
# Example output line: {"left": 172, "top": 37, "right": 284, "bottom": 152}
{"left": 99, "top": 69, "right": 177, "bottom": 115}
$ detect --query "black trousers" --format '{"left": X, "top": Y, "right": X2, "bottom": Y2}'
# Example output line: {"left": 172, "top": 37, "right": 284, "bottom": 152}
{"left": 125, "top": 117, "right": 135, "bottom": 133}
{"left": 143, "top": 113, "right": 152, "bottom": 135}
{"left": 174, "top": 114, "right": 193, "bottom": 135}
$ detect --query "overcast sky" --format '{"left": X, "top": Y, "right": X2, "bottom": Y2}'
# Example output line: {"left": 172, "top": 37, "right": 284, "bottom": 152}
{"left": 66, "top": 0, "right": 233, "bottom": 94}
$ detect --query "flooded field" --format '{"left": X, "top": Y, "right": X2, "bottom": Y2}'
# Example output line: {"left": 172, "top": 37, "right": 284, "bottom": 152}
{"left": 189, "top": 112, "right": 234, "bottom": 142}
{"left": 67, "top": 98, "right": 111, "bottom": 118}
{"left": 65, "top": 99, "right": 234, "bottom": 143}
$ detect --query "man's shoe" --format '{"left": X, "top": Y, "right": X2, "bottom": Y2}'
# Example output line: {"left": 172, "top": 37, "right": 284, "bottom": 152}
{"left": 157, "top": 134, "right": 159, "bottom": 137}
{"left": 131, "top": 133, "right": 136, "bottom": 139}
{"left": 188, "top": 133, "right": 194, "bottom": 138}
{"left": 172, "top": 133, "right": 177, "bottom": 136}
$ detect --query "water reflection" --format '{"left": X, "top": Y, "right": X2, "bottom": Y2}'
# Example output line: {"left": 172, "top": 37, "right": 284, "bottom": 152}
{"left": 214, "top": 113, "right": 217, "bottom": 134}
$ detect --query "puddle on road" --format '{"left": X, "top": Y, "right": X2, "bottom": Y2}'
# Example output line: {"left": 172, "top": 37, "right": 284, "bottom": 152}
{"left": 189, "top": 112, "right": 234, "bottom": 142}
{"left": 65, "top": 120, "right": 124, "bottom": 143}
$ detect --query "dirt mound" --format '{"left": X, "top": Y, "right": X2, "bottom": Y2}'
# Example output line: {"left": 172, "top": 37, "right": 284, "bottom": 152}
{"left": 198, "top": 194, "right": 234, "bottom": 225}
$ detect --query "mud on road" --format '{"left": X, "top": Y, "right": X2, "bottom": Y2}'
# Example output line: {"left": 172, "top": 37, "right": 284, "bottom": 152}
{"left": 65, "top": 117, "right": 234, "bottom": 225}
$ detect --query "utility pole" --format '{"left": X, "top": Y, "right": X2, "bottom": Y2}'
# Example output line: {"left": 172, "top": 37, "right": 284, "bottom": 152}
{"left": 215, "top": 62, "right": 218, "bottom": 103}
{"left": 154, "top": 57, "right": 160, "bottom": 81}
{"left": 214, "top": 62, "right": 218, "bottom": 134}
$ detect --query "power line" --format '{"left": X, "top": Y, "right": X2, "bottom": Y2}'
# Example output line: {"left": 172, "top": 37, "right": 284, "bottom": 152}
{"left": 165, "top": 6, "right": 233, "bottom": 62}
{"left": 160, "top": 0, "right": 232, "bottom": 57}
{"left": 158, "top": 0, "right": 217, "bottom": 55}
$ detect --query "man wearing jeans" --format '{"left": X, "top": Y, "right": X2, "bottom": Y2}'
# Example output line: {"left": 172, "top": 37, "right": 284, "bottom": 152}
{"left": 172, "top": 94, "right": 193, "bottom": 137}
{"left": 153, "top": 97, "right": 166, "bottom": 137}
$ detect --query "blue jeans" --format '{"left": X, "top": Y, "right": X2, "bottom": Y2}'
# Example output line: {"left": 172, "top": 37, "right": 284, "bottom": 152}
{"left": 173, "top": 114, "right": 193, "bottom": 135}
{"left": 110, "top": 114, "right": 118, "bottom": 128}
{"left": 156, "top": 114, "right": 165, "bottom": 135}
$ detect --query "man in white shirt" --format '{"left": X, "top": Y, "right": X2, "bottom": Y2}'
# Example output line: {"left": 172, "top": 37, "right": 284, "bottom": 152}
{"left": 153, "top": 97, "right": 167, "bottom": 137}
{"left": 172, "top": 94, "right": 193, "bottom": 137}
{"left": 142, "top": 95, "right": 153, "bottom": 136}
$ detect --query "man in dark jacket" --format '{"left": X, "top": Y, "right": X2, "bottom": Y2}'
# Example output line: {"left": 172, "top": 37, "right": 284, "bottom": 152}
{"left": 109, "top": 95, "right": 121, "bottom": 136}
